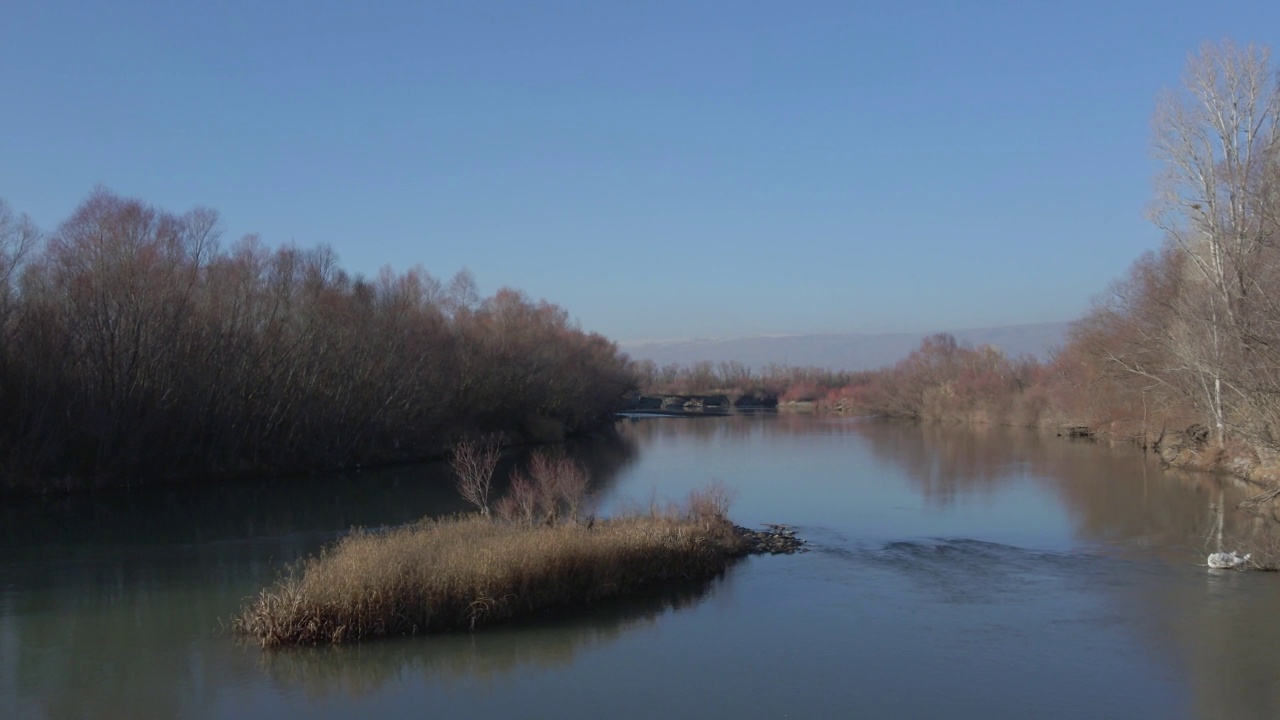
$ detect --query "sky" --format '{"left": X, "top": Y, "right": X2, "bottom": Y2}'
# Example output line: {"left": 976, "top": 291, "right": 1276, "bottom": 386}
{"left": 3, "top": 1, "right": 1280, "bottom": 342}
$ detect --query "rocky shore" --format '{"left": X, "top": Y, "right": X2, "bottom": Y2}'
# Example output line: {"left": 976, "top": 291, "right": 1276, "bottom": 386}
{"left": 734, "top": 523, "right": 807, "bottom": 555}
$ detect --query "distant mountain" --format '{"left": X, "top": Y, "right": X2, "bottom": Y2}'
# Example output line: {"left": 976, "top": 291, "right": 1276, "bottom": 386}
{"left": 617, "top": 322, "right": 1071, "bottom": 371}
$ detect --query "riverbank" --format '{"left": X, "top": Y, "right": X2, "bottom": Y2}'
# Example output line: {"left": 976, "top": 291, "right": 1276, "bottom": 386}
{"left": 0, "top": 420, "right": 623, "bottom": 500}
{"left": 0, "top": 190, "right": 637, "bottom": 497}
{"left": 235, "top": 511, "right": 803, "bottom": 648}
{"left": 634, "top": 369, "right": 1280, "bottom": 501}
{"left": 12, "top": 411, "right": 1277, "bottom": 718}
{"left": 858, "top": 411, "right": 1280, "bottom": 512}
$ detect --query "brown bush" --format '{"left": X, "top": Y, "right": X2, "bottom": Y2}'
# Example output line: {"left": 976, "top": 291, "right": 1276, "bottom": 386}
{"left": 687, "top": 479, "right": 736, "bottom": 521}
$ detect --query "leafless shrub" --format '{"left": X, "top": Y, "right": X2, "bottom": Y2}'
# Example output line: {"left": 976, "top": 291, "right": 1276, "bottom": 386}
{"left": 687, "top": 479, "right": 737, "bottom": 521}
{"left": 449, "top": 437, "right": 502, "bottom": 516}
{"left": 527, "top": 450, "right": 592, "bottom": 524}
{"left": 493, "top": 494, "right": 518, "bottom": 523}
{"left": 497, "top": 470, "right": 539, "bottom": 524}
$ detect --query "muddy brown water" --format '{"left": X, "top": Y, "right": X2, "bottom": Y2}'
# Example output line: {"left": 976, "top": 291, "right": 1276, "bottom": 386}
{"left": 3, "top": 415, "right": 1279, "bottom": 719}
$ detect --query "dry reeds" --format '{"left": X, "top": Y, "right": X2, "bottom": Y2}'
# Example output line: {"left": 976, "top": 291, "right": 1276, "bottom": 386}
{"left": 234, "top": 504, "right": 745, "bottom": 648}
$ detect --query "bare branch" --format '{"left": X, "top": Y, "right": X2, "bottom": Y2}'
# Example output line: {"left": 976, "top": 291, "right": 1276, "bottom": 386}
{"left": 450, "top": 436, "right": 503, "bottom": 517}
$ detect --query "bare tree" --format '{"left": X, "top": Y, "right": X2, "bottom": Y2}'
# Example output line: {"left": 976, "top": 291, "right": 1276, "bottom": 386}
{"left": 0, "top": 199, "right": 38, "bottom": 278}
{"left": 1150, "top": 40, "right": 1280, "bottom": 445}
{"left": 450, "top": 437, "right": 502, "bottom": 516}
{"left": 1, "top": 189, "right": 636, "bottom": 491}
{"left": 528, "top": 450, "right": 591, "bottom": 524}
{"left": 0, "top": 199, "right": 39, "bottom": 324}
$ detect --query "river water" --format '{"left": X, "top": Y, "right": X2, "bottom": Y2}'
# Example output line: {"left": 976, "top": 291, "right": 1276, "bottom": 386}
{"left": 3, "top": 415, "right": 1279, "bottom": 719}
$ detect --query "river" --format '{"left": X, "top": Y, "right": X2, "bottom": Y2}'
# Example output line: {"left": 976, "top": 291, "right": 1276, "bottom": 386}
{"left": 3, "top": 415, "right": 1278, "bottom": 719}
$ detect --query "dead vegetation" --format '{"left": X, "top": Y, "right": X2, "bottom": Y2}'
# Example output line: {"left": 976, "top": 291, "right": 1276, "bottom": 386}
{"left": 233, "top": 452, "right": 752, "bottom": 647}
{"left": 234, "top": 508, "right": 744, "bottom": 647}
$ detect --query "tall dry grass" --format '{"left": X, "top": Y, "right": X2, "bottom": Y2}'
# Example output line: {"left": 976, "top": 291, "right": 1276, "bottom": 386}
{"left": 234, "top": 505, "right": 745, "bottom": 648}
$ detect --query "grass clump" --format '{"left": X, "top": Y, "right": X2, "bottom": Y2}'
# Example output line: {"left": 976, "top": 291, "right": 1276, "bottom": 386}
{"left": 234, "top": 483, "right": 745, "bottom": 647}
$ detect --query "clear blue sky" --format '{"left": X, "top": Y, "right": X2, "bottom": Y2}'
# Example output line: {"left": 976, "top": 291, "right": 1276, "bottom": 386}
{"left": 3, "top": 1, "right": 1279, "bottom": 341}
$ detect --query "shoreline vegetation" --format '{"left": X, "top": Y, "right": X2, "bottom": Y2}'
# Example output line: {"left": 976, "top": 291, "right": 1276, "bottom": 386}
{"left": 235, "top": 446, "right": 804, "bottom": 648}
{"left": 632, "top": 330, "right": 1280, "bottom": 497}
{"left": 7, "top": 40, "right": 1280, "bottom": 513}
{"left": 633, "top": 43, "right": 1280, "bottom": 505}
{"left": 0, "top": 190, "right": 634, "bottom": 496}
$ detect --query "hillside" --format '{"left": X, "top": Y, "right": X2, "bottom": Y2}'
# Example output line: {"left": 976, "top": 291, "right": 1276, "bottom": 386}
{"left": 618, "top": 322, "right": 1070, "bottom": 371}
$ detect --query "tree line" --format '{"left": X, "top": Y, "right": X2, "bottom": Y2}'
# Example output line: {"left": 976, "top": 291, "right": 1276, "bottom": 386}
{"left": 632, "top": 359, "right": 870, "bottom": 405}
{"left": 640, "top": 41, "right": 1280, "bottom": 477}
{"left": 1065, "top": 40, "right": 1280, "bottom": 463}
{"left": 0, "top": 189, "right": 635, "bottom": 494}
{"left": 633, "top": 336, "right": 1045, "bottom": 424}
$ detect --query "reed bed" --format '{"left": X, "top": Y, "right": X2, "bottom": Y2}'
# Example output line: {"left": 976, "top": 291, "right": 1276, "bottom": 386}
{"left": 235, "top": 506, "right": 745, "bottom": 648}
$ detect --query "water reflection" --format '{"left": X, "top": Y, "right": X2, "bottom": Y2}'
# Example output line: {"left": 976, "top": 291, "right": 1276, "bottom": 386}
{"left": 256, "top": 576, "right": 729, "bottom": 698}
{"left": 1173, "top": 570, "right": 1280, "bottom": 720}
{"left": 853, "top": 420, "right": 1034, "bottom": 505}
{"left": 615, "top": 411, "right": 835, "bottom": 445}
{"left": 845, "top": 419, "right": 1277, "bottom": 558}
{"left": 0, "top": 431, "right": 638, "bottom": 552}
{"left": 3, "top": 585, "right": 256, "bottom": 720}
{"left": 0, "top": 431, "right": 639, "bottom": 720}
{"left": 835, "top": 419, "right": 1280, "bottom": 719}
{"left": 617, "top": 415, "right": 1280, "bottom": 718}
{"left": 4, "top": 416, "right": 1280, "bottom": 719}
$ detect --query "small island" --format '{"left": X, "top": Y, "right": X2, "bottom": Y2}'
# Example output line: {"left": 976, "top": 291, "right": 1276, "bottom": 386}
{"left": 234, "top": 443, "right": 803, "bottom": 648}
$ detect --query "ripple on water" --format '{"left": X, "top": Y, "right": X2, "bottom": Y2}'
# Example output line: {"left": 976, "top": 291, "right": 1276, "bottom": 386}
{"left": 801, "top": 534, "right": 1161, "bottom": 607}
